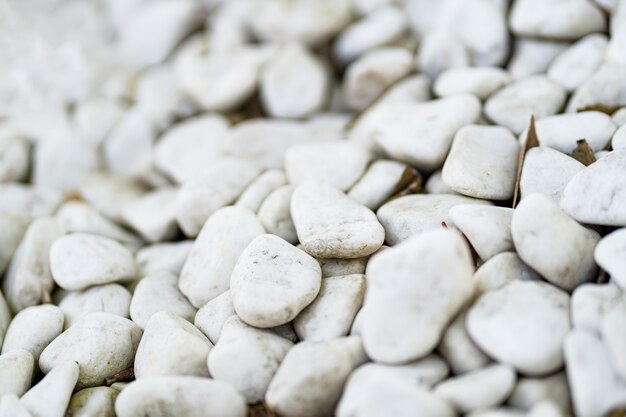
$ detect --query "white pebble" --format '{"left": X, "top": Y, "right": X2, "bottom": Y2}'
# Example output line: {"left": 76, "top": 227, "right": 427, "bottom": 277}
{"left": 595, "top": 229, "right": 626, "bottom": 289}
{"left": 0, "top": 350, "right": 34, "bottom": 397}
{"left": 194, "top": 291, "right": 235, "bottom": 344}
{"left": 235, "top": 169, "right": 287, "bottom": 213}
{"left": 2, "top": 305, "right": 64, "bottom": 363}
{"left": 122, "top": 187, "right": 179, "bottom": 242}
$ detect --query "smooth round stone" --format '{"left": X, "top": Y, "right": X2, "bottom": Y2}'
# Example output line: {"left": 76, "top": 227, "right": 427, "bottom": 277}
{"left": 20, "top": 361, "right": 79, "bottom": 417}
{"left": 510, "top": 0, "right": 606, "bottom": 39}
{"left": 434, "top": 67, "right": 512, "bottom": 100}
{"left": 134, "top": 311, "right": 211, "bottom": 379}
{"left": 115, "top": 376, "right": 247, "bottom": 417}
{"left": 294, "top": 274, "right": 366, "bottom": 342}
{"left": 121, "top": 187, "right": 179, "bottom": 243}
{"left": 473, "top": 252, "right": 541, "bottom": 295}
{"left": 548, "top": 34, "right": 608, "bottom": 91}
{"left": 260, "top": 42, "right": 329, "bottom": 118}
{"left": 347, "top": 160, "right": 414, "bottom": 211}
{"left": 153, "top": 114, "right": 230, "bottom": 184}
{"left": 561, "top": 148, "right": 626, "bottom": 226}
{"left": 437, "top": 311, "right": 491, "bottom": 375}
{"left": 39, "top": 313, "right": 142, "bottom": 389}
{"left": 285, "top": 142, "right": 371, "bottom": 191}
{"left": 507, "top": 38, "right": 568, "bottom": 80}
{"left": 291, "top": 181, "right": 385, "bottom": 258}
{"left": 508, "top": 372, "right": 571, "bottom": 415}
{"left": 0, "top": 214, "right": 30, "bottom": 276}
{"left": 59, "top": 284, "right": 131, "bottom": 328}
{"left": 595, "top": 229, "right": 626, "bottom": 289}
{"left": 342, "top": 47, "right": 414, "bottom": 111}
{"left": 571, "top": 283, "right": 622, "bottom": 334}
{"left": 50, "top": 233, "right": 136, "bottom": 291}
{"left": 567, "top": 63, "right": 626, "bottom": 112}
{"left": 318, "top": 257, "right": 367, "bottom": 278}
{"left": 512, "top": 193, "right": 600, "bottom": 291}
{"left": 372, "top": 94, "right": 482, "bottom": 171}
{"left": 606, "top": 0, "right": 626, "bottom": 64}
{"left": 231, "top": 234, "right": 321, "bottom": 328}
{"left": 78, "top": 173, "right": 145, "bottom": 223}
{"left": 179, "top": 206, "right": 265, "bottom": 308}
{"left": 257, "top": 185, "right": 298, "bottom": 244}
{"left": 0, "top": 136, "right": 29, "bottom": 182}
{"left": 377, "top": 194, "right": 491, "bottom": 245}
{"left": 175, "top": 158, "right": 262, "bottom": 237}
{"left": 450, "top": 205, "right": 514, "bottom": 261}
{"left": 467, "top": 281, "right": 571, "bottom": 375}
{"left": 361, "top": 230, "right": 474, "bottom": 364}
{"left": 208, "top": 316, "right": 293, "bottom": 404}
{"left": 520, "top": 147, "right": 585, "bottom": 204}
{"left": 425, "top": 170, "right": 457, "bottom": 194}
{"left": 130, "top": 272, "right": 196, "bottom": 329}
{"left": 235, "top": 169, "right": 287, "bottom": 213}
{"left": 136, "top": 240, "right": 192, "bottom": 277}
{"left": 434, "top": 365, "right": 516, "bottom": 413}
{"left": 2, "top": 305, "right": 63, "bottom": 363}
{"left": 417, "top": 30, "right": 469, "bottom": 79}
{"left": 484, "top": 76, "right": 567, "bottom": 134}
{"left": 602, "top": 300, "right": 626, "bottom": 380}
{"left": 442, "top": 125, "right": 519, "bottom": 199}
{"left": 0, "top": 350, "right": 34, "bottom": 397}
{"left": 266, "top": 337, "right": 367, "bottom": 417}
{"left": 333, "top": 5, "right": 408, "bottom": 64}
{"left": 614, "top": 125, "right": 626, "bottom": 150}
{"left": 134, "top": 65, "right": 187, "bottom": 130}
{"left": 337, "top": 363, "right": 455, "bottom": 417}
{"left": 69, "top": 387, "right": 118, "bottom": 417}
{"left": 614, "top": 108, "right": 626, "bottom": 126}
{"left": 194, "top": 291, "right": 235, "bottom": 344}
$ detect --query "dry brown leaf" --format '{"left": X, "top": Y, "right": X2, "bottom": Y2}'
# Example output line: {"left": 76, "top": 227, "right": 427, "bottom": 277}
{"left": 512, "top": 115, "right": 540, "bottom": 208}
{"left": 577, "top": 104, "right": 624, "bottom": 116}
{"left": 248, "top": 403, "right": 277, "bottom": 417}
{"left": 390, "top": 176, "right": 422, "bottom": 200}
{"left": 391, "top": 165, "right": 421, "bottom": 195}
{"left": 570, "top": 139, "right": 596, "bottom": 166}
{"left": 105, "top": 368, "right": 135, "bottom": 385}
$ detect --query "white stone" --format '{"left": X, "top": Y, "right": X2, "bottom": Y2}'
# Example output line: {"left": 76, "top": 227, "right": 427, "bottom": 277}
{"left": 20, "top": 361, "right": 79, "bottom": 417}
{"left": 285, "top": 142, "right": 371, "bottom": 191}
{"left": 73, "top": 97, "right": 126, "bottom": 145}
{"left": 136, "top": 240, "right": 192, "bottom": 277}
{"left": 508, "top": 373, "right": 571, "bottom": 415}
{"left": 0, "top": 214, "right": 30, "bottom": 276}
{"left": 319, "top": 257, "right": 367, "bottom": 278}
{"left": 135, "top": 65, "right": 190, "bottom": 130}
{"left": 548, "top": 34, "right": 608, "bottom": 91}
{"left": 122, "top": 187, "right": 179, "bottom": 242}
{"left": 257, "top": 185, "right": 298, "bottom": 244}
{"left": 260, "top": 42, "right": 330, "bottom": 118}
{"left": 377, "top": 194, "right": 491, "bottom": 245}
{"left": 176, "top": 158, "right": 261, "bottom": 237}
{"left": 0, "top": 291, "right": 9, "bottom": 348}
{"left": 520, "top": 147, "right": 585, "bottom": 204}
{"left": 606, "top": 0, "right": 626, "bottom": 64}
{"left": 561, "top": 148, "right": 626, "bottom": 226}
{"left": 231, "top": 234, "right": 321, "bottom": 328}
{"left": 208, "top": 316, "right": 293, "bottom": 403}
{"left": 361, "top": 230, "right": 474, "bottom": 363}
{"left": 425, "top": 170, "right": 457, "bottom": 194}
{"left": 438, "top": 311, "right": 491, "bottom": 375}
{"left": 473, "top": 252, "right": 541, "bottom": 295}
{"left": 0, "top": 394, "right": 35, "bottom": 417}
{"left": 194, "top": 291, "right": 235, "bottom": 344}
{"left": 39, "top": 313, "right": 142, "bottom": 389}
{"left": 485, "top": 76, "right": 567, "bottom": 134}
{"left": 450, "top": 205, "right": 514, "bottom": 261}
{"left": 179, "top": 206, "right": 265, "bottom": 308}
{"left": 614, "top": 108, "right": 626, "bottom": 126}
{"left": 134, "top": 311, "right": 211, "bottom": 379}
{"left": 614, "top": 125, "right": 626, "bottom": 150}
{"left": 567, "top": 63, "right": 626, "bottom": 112}
{"left": 78, "top": 173, "right": 145, "bottom": 223}
{"left": 602, "top": 299, "right": 626, "bottom": 380}
{"left": 348, "top": 160, "right": 414, "bottom": 210}
{"left": 50, "top": 233, "right": 136, "bottom": 291}
{"left": 3, "top": 217, "right": 64, "bottom": 312}
{"left": 434, "top": 67, "right": 512, "bottom": 100}
{"left": 417, "top": 30, "right": 469, "bottom": 79}
{"left": 507, "top": 38, "right": 569, "bottom": 80}
{"left": 294, "top": 274, "right": 366, "bottom": 342}
{"left": 572, "top": 283, "right": 622, "bottom": 334}
{"left": 510, "top": 0, "right": 606, "bottom": 39}
{"left": 291, "top": 181, "right": 385, "bottom": 258}
{"left": 2, "top": 305, "right": 63, "bottom": 363}
{"left": 467, "top": 281, "right": 571, "bottom": 375}
{"left": 512, "top": 193, "right": 600, "bottom": 291}
{"left": 442, "top": 125, "right": 519, "bottom": 199}
{"left": 596, "top": 229, "right": 626, "bottom": 289}
{"left": 130, "top": 272, "right": 196, "bottom": 329}
{"left": 434, "top": 365, "right": 516, "bottom": 413}
{"left": 0, "top": 184, "right": 62, "bottom": 219}
{"left": 266, "top": 337, "right": 367, "bottom": 417}
{"left": 0, "top": 350, "right": 34, "bottom": 397}
{"left": 0, "top": 136, "right": 29, "bottom": 182}
{"left": 68, "top": 387, "right": 118, "bottom": 417}
{"left": 235, "top": 169, "right": 287, "bottom": 213}
{"left": 59, "top": 284, "right": 131, "bottom": 328}
{"left": 153, "top": 114, "right": 231, "bottom": 184}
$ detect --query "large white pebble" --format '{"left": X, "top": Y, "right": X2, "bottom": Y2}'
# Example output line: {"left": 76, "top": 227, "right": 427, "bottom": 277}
{"left": 122, "top": 187, "right": 179, "bottom": 242}
{"left": 437, "top": 311, "right": 491, "bottom": 375}
{"left": 595, "top": 229, "right": 626, "bottom": 289}
{"left": 50, "top": 233, "right": 136, "bottom": 291}
{"left": 0, "top": 350, "right": 34, "bottom": 397}
{"left": 194, "top": 291, "right": 235, "bottom": 344}
{"left": 450, "top": 205, "right": 514, "bottom": 261}
{"left": 548, "top": 34, "right": 608, "bottom": 91}
{"left": 59, "top": 284, "right": 131, "bottom": 328}
{"left": 68, "top": 387, "right": 118, "bottom": 417}
{"left": 467, "top": 281, "right": 571, "bottom": 375}
{"left": 231, "top": 234, "right": 321, "bottom": 328}
{"left": 2, "top": 305, "right": 63, "bottom": 363}
{"left": 20, "top": 361, "right": 79, "bottom": 417}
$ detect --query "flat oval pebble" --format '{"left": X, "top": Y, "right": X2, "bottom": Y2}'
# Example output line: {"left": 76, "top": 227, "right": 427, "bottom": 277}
{"left": 59, "top": 284, "right": 132, "bottom": 327}
{"left": 467, "top": 280, "right": 571, "bottom": 375}
{"left": 235, "top": 169, "right": 287, "bottom": 213}
{"left": 231, "top": 234, "right": 321, "bottom": 328}
{"left": 291, "top": 181, "right": 385, "bottom": 258}
{"left": 194, "top": 291, "right": 235, "bottom": 344}
{"left": 434, "top": 67, "right": 512, "bottom": 100}
{"left": 571, "top": 283, "right": 622, "bottom": 334}
{"left": 473, "top": 252, "right": 541, "bottom": 295}
{"left": 547, "top": 34, "right": 608, "bottom": 92}
{"left": 347, "top": 160, "right": 416, "bottom": 211}
{"left": 438, "top": 311, "right": 491, "bottom": 375}
{"left": 595, "top": 229, "right": 626, "bottom": 289}
{"left": 1, "top": 305, "right": 64, "bottom": 362}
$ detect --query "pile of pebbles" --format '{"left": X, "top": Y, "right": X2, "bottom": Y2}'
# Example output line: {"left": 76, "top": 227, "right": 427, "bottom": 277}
{"left": 1, "top": 0, "right": 626, "bottom": 416}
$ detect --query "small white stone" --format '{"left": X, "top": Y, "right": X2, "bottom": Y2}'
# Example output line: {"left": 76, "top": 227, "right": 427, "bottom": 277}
{"left": 561, "top": 148, "right": 626, "bottom": 226}
{"left": 134, "top": 311, "right": 211, "bottom": 379}
{"left": 548, "top": 34, "right": 608, "bottom": 91}
{"left": 122, "top": 187, "right": 179, "bottom": 242}
{"left": 257, "top": 185, "right": 298, "bottom": 244}
{"left": 606, "top": 0, "right": 626, "bottom": 64}
{"left": 39, "top": 313, "right": 142, "bottom": 389}
{"left": 130, "top": 272, "right": 196, "bottom": 329}
{"left": 2, "top": 305, "right": 63, "bottom": 363}
{"left": 72, "top": 97, "right": 126, "bottom": 146}
{"left": 0, "top": 214, "right": 30, "bottom": 276}
{"left": 485, "top": 76, "right": 567, "bottom": 134}
{"left": 78, "top": 173, "right": 145, "bottom": 223}
{"left": 231, "top": 234, "right": 321, "bottom": 328}
{"left": 434, "top": 365, "right": 517, "bottom": 413}
{"left": 235, "top": 169, "right": 287, "bottom": 213}
{"left": 510, "top": 0, "right": 606, "bottom": 39}
{"left": 50, "top": 233, "right": 136, "bottom": 291}
{"left": 512, "top": 193, "right": 600, "bottom": 291}
{"left": 361, "top": 230, "right": 474, "bottom": 363}
{"left": 425, "top": 170, "right": 457, "bottom": 194}
{"left": 176, "top": 158, "right": 262, "bottom": 237}
{"left": 348, "top": 160, "right": 414, "bottom": 211}
{"left": 601, "top": 299, "right": 626, "bottom": 381}
{"left": 115, "top": 376, "right": 246, "bottom": 417}
{"left": 507, "top": 38, "right": 570, "bottom": 80}
{"left": 318, "top": 257, "right": 367, "bottom": 278}
{"left": 614, "top": 125, "right": 626, "bottom": 150}
{"left": 135, "top": 65, "right": 190, "bottom": 130}
{"left": 291, "top": 181, "right": 385, "bottom": 258}
{"left": 520, "top": 147, "right": 585, "bottom": 204}
{"left": 208, "top": 316, "right": 293, "bottom": 403}
{"left": 68, "top": 387, "right": 118, "bottom": 417}
{"left": 0, "top": 136, "right": 29, "bottom": 182}
{"left": 438, "top": 311, "right": 491, "bottom": 375}
{"left": 467, "top": 281, "right": 571, "bottom": 375}
{"left": 434, "top": 67, "right": 512, "bottom": 100}
{"left": 0, "top": 394, "right": 35, "bottom": 417}
{"left": 572, "top": 283, "right": 622, "bottom": 334}
{"left": 567, "top": 63, "right": 626, "bottom": 112}
{"left": 294, "top": 274, "right": 366, "bottom": 342}
{"left": 136, "top": 240, "right": 192, "bottom": 277}
{"left": 0, "top": 350, "right": 34, "bottom": 397}
{"left": 377, "top": 194, "right": 491, "bottom": 245}
{"left": 285, "top": 142, "right": 371, "bottom": 191}
{"left": 613, "top": 108, "right": 626, "bottom": 126}
{"left": 508, "top": 372, "right": 571, "bottom": 415}
{"left": 20, "top": 361, "right": 78, "bottom": 417}
{"left": 473, "top": 252, "right": 541, "bottom": 295}
{"left": 266, "top": 336, "right": 367, "bottom": 417}
{"left": 260, "top": 42, "right": 330, "bottom": 118}
{"left": 59, "top": 284, "right": 131, "bottom": 328}
{"left": 417, "top": 30, "right": 469, "bottom": 79}
{"left": 179, "top": 206, "right": 265, "bottom": 308}
{"left": 595, "top": 229, "right": 626, "bottom": 289}
{"left": 194, "top": 291, "right": 235, "bottom": 344}
{"left": 0, "top": 184, "right": 62, "bottom": 219}
{"left": 450, "top": 205, "right": 514, "bottom": 261}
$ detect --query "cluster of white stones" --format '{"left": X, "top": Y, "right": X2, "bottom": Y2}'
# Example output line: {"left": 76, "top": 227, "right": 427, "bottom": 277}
{"left": 1, "top": 0, "right": 626, "bottom": 416}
